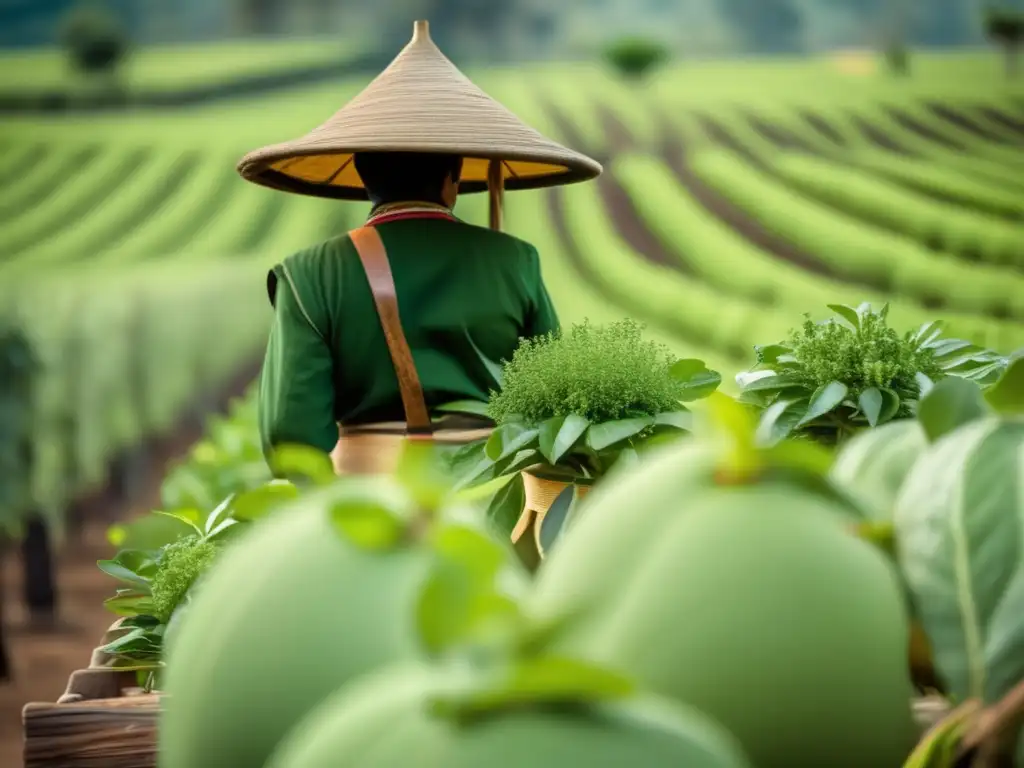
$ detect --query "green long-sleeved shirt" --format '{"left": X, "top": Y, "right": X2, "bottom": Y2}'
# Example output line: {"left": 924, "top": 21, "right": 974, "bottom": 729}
{"left": 258, "top": 217, "right": 560, "bottom": 460}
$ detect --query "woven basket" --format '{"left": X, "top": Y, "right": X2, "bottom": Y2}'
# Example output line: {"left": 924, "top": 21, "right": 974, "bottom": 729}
{"left": 331, "top": 420, "right": 493, "bottom": 476}
{"left": 510, "top": 471, "right": 592, "bottom": 567}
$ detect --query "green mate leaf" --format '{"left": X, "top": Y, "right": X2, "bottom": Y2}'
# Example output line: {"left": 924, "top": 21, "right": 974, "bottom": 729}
{"left": 485, "top": 474, "right": 526, "bottom": 538}
{"left": 756, "top": 398, "right": 806, "bottom": 446}
{"left": 538, "top": 484, "right": 577, "bottom": 556}
{"left": 431, "top": 655, "right": 636, "bottom": 719}
{"left": 537, "top": 416, "right": 566, "bottom": 465}
{"left": 797, "top": 381, "right": 848, "bottom": 427}
{"left": 268, "top": 444, "right": 335, "bottom": 485}
{"left": 902, "top": 704, "right": 977, "bottom": 768}
{"left": 550, "top": 414, "right": 589, "bottom": 464}
{"left": 653, "top": 410, "right": 692, "bottom": 431}
{"left": 97, "top": 560, "right": 153, "bottom": 593}
{"left": 435, "top": 400, "right": 491, "bottom": 418}
{"left": 485, "top": 424, "right": 538, "bottom": 462}
{"left": 895, "top": 420, "right": 1024, "bottom": 705}
{"left": 329, "top": 501, "right": 407, "bottom": 551}
{"left": 827, "top": 304, "right": 862, "bottom": 331}
{"left": 586, "top": 416, "right": 654, "bottom": 451}
{"left": 228, "top": 480, "right": 300, "bottom": 522}
{"left": 669, "top": 359, "right": 722, "bottom": 401}
{"left": 754, "top": 343, "right": 791, "bottom": 365}
{"left": 858, "top": 387, "right": 883, "bottom": 427}
{"left": 916, "top": 372, "right": 936, "bottom": 398}
{"left": 917, "top": 377, "right": 990, "bottom": 443}
{"left": 395, "top": 441, "right": 454, "bottom": 511}
{"left": 153, "top": 510, "right": 203, "bottom": 537}
{"left": 103, "top": 592, "right": 156, "bottom": 617}
{"left": 738, "top": 371, "right": 804, "bottom": 393}
{"left": 985, "top": 353, "right": 1024, "bottom": 415}
{"left": 878, "top": 387, "right": 902, "bottom": 425}
{"left": 416, "top": 524, "right": 519, "bottom": 656}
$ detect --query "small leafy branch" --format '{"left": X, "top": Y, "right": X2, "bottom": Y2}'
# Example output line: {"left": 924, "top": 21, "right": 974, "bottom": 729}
{"left": 0, "top": 322, "right": 36, "bottom": 535}
{"left": 984, "top": 5, "right": 1024, "bottom": 77}
{"left": 737, "top": 303, "right": 1008, "bottom": 447}
{"left": 602, "top": 37, "right": 670, "bottom": 79}
{"left": 96, "top": 445, "right": 330, "bottom": 683}
{"left": 450, "top": 320, "right": 720, "bottom": 532}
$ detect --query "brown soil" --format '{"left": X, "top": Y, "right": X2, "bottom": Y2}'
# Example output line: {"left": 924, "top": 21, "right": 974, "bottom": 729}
{"left": 743, "top": 112, "right": 818, "bottom": 153}
{"left": 926, "top": 103, "right": 1021, "bottom": 146}
{"left": 849, "top": 112, "right": 912, "bottom": 154}
{"left": 883, "top": 106, "right": 965, "bottom": 150}
{"left": 693, "top": 112, "right": 765, "bottom": 167}
{"left": 655, "top": 113, "right": 849, "bottom": 280}
{"left": 0, "top": 529, "right": 119, "bottom": 768}
{"left": 799, "top": 111, "right": 847, "bottom": 146}
{"left": 979, "top": 106, "right": 1024, "bottom": 137}
{"left": 0, "top": 360, "right": 260, "bottom": 768}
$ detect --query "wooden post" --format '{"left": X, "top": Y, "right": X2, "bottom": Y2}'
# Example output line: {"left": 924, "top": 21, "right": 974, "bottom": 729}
{"left": 487, "top": 158, "right": 504, "bottom": 231}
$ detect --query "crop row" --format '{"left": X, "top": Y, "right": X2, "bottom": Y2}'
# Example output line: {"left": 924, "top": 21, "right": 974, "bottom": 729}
{"left": 0, "top": 140, "right": 344, "bottom": 270}
{"left": 524, "top": 90, "right": 1024, "bottom": 366}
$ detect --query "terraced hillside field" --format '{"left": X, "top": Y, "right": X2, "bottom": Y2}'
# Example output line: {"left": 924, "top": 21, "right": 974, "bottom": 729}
{"left": 0, "top": 50, "right": 1022, "bottom": 516}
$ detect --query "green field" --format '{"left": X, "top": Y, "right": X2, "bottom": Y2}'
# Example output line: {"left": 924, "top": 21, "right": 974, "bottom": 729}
{"left": 0, "top": 39, "right": 355, "bottom": 93}
{"left": 1, "top": 46, "right": 1022, "bottom": 519}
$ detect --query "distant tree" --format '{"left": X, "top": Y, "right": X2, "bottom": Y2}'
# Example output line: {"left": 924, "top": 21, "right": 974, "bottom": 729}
{"left": 984, "top": 5, "right": 1024, "bottom": 77}
{"left": 603, "top": 37, "right": 670, "bottom": 79}
{"left": 0, "top": 324, "right": 38, "bottom": 681}
{"left": 717, "top": 0, "right": 804, "bottom": 55}
{"left": 58, "top": 1, "right": 130, "bottom": 79}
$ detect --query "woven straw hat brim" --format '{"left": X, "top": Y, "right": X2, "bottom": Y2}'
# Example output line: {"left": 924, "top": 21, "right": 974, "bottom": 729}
{"left": 237, "top": 21, "right": 602, "bottom": 201}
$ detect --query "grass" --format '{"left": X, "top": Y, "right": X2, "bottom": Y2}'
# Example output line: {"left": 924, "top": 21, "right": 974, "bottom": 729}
{"left": 0, "top": 39, "right": 355, "bottom": 93}
{"left": 0, "top": 47, "right": 1022, "bottom": 520}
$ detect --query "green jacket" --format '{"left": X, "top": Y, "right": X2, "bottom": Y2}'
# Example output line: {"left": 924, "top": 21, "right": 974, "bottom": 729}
{"left": 258, "top": 217, "right": 560, "bottom": 459}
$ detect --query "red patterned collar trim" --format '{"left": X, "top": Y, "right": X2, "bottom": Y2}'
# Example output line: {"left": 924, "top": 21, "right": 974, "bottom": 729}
{"left": 366, "top": 202, "right": 456, "bottom": 227}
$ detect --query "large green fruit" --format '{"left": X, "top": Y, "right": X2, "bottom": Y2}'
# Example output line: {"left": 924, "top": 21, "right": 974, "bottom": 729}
{"left": 265, "top": 664, "right": 754, "bottom": 768}
{"left": 159, "top": 479, "right": 433, "bottom": 768}
{"left": 535, "top": 486, "right": 917, "bottom": 768}
{"left": 830, "top": 420, "right": 928, "bottom": 520}
{"left": 531, "top": 439, "right": 858, "bottom": 641}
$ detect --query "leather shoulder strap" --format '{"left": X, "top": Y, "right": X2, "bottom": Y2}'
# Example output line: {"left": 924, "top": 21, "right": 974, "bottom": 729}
{"left": 348, "top": 226, "right": 432, "bottom": 435}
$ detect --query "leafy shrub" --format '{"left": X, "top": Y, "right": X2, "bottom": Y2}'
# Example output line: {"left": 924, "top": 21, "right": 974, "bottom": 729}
{"left": 0, "top": 324, "right": 36, "bottom": 534}
{"left": 602, "top": 37, "right": 670, "bottom": 79}
{"left": 883, "top": 41, "right": 909, "bottom": 76}
{"left": 488, "top": 319, "right": 685, "bottom": 426}
{"left": 150, "top": 536, "right": 220, "bottom": 623}
{"left": 737, "top": 303, "right": 1008, "bottom": 446}
{"left": 984, "top": 6, "right": 1024, "bottom": 76}
{"left": 59, "top": 1, "right": 130, "bottom": 76}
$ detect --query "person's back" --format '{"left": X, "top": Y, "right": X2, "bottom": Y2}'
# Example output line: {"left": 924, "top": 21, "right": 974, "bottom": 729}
{"left": 242, "top": 20, "right": 600, "bottom": 467}
{"left": 259, "top": 214, "right": 558, "bottom": 455}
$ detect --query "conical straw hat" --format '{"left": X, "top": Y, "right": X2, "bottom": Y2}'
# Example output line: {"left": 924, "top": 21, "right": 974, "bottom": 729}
{"left": 237, "top": 20, "right": 602, "bottom": 200}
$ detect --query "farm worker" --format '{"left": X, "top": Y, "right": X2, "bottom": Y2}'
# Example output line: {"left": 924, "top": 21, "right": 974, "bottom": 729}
{"left": 237, "top": 20, "right": 601, "bottom": 475}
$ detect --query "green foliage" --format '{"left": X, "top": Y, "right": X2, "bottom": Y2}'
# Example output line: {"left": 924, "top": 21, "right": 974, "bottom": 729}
{"left": 984, "top": 5, "right": 1024, "bottom": 76}
{"left": 895, "top": 419, "right": 1024, "bottom": 707}
{"left": 59, "top": 1, "right": 130, "bottom": 75}
{"left": 150, "top": 536, "right": 220, "bottom": 623}
{"left": 0, "top": 322, "right": 36, "bottom": 533}
{"left": 738, "top": 304, "right": 1008, "bottom": 446}
{"left": 984, "top": 6, "right": 1024, "bottom": 45}
{"left": 456, "top": 321, "right": 720, "bottom": 536}
{"left": 602, "top": 37, "right": 670, "bottom": 79}
{"left": 487, "top": 319, "right": 689, "bottom": 426}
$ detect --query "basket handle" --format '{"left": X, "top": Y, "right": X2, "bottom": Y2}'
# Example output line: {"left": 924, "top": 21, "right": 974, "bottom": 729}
{"left": 349, "top": 226, "right": 432, "bottom": 437}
